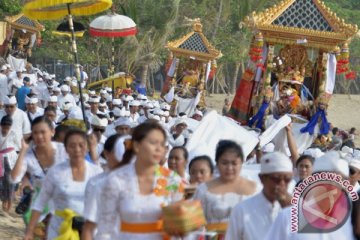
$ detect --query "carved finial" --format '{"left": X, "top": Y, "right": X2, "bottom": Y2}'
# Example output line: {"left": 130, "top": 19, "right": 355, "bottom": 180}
{"left": 193, "top": 19, "right": 203, "bottom": 32}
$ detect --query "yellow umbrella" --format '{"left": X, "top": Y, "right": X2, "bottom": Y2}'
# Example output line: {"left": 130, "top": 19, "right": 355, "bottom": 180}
{"left": 22, "top": 0, "right": 112, "bottom": 128}
{"left": 23, "top": 0, "right": 112, "bottom": 20}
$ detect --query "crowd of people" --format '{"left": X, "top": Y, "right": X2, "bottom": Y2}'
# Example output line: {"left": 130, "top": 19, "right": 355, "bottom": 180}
{"left": 0, "top": 61, "right": 359, "bottom": 240}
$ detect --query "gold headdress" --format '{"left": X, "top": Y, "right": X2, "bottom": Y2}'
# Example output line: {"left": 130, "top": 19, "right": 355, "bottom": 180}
{"left": 276, "top": 65, "right": 305, "bottom": 85}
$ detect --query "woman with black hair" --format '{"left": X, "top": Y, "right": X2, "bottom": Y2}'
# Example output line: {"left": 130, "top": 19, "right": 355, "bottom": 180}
{"left": 96, "top": 121, "right": 184, "bottom": 239}
{"left": 189, "top": 155, "right": 214, "bottom": 185}
{"left": 11, "top": 116, "right": 67, "bottom": 235}
{"left": 82, "top": 134, "right": 130, "bottom": 240}
{"left": 295, "top": 155, "right": 314, "bottom": 181}
{"left": 24, "top": 129, "right": 102, "bottom": 240}
{"left": 193, "top": 140, "right": 256, "bottom": 237}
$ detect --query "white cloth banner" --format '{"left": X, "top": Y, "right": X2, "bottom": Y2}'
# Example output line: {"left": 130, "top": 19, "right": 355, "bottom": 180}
{"left": 325, "top": 53, "right": 337, "bottom": 94}
{"left": 7, "top": 55, "right": 26, "bottom": 72}
{"left": 259, "top": 115, "right": 292, "bottom": 148}
{"left": 272, "top": 120, "right": 318, "bottom": 156}
{"left": 186, "top": 110, "right": 259, "bottom": 165}
{"left": 205, "top": 61, "right": 211, "bottom": 83}
{"left": 167, "top": 57, "right": 177, "bottom": 77}
{"left": 163, "top": 86, "right": 175, "bottom": 103}
{"left": 175, "top": 92, "right": 201, "bottom": 116}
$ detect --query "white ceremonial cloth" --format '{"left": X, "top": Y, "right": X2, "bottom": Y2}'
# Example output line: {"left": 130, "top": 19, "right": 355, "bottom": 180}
{"left": 325, "top": 53, "right": 337, "bottom": 95}
{"left": 259, "top": 114, "right": 292, "bottom": 148}
{"left": 225, "top": 192, "right": 281, "bottom": 240}
{"left": 186, "top": 110, "right": 258, "bottom": 165}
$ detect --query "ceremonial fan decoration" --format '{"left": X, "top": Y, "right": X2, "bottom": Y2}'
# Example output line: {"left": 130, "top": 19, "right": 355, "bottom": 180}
{"left": 89, "top": 7, "right": 137, "bottom": 76}
{"left": 22, "top": 0, "right": 113, "bottom": 127}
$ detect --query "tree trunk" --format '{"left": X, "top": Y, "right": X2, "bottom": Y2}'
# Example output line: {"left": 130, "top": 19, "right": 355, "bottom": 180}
{"left": 211, "top": 0, "right": 223, "bottom": 40}
{"left": 231, "top": 62, "right": 240, "bottom": 94}
{"left": 140, "top": 64, "right": 149, "bottom": 87}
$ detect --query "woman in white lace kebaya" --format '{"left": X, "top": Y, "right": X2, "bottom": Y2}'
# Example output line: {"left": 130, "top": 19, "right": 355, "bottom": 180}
{"left": 10, "top": 116, "right": 67, "bottom": 229}
{"left": 96, "top": 121, "right": 184, "bottom": 240}
{"left": 24, "top": 129, "right": 102, "bottom": 240}
{"left": 193, "top": 140, "right": 257, "bottom": 239}
{"left": 82, "top": 134, "right": 131, "bottom": 240}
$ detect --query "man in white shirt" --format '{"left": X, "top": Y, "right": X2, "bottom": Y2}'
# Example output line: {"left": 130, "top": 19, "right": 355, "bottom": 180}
{"left": 57, "top": 84, "right": 76, "bottom": 108}
{"left": 128, "top": 100, "right": 140, "bottom": 123}
{"left": 86, "top": 96, "right": 100, "bottom": 121}
{"left": 25, "top": 95, "right": 44, "bottom": 122}
{"left": 90, "top": 115, "right": 108, "bottom": 160}
{"left": 265, "top": 151, "right": 355, "bottom": 240}
{"left": 0, "top": 95, "right": 31, "bottom": 151}
{"left": 226, "top": 152, "right": 293, "bottom": 240}
{"left": 0, "top": 65, "right": 9, "bottom": 102}
{"left": 80, "top": 65, "right": 88, "bottom": 88}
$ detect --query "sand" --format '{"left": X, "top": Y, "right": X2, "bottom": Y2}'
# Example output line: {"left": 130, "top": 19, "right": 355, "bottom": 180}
{"left": 0, "top": 202, "right": 25, "bottom": 240}
{"left": 0, "top": 94, "right": 359, "bottom": 240}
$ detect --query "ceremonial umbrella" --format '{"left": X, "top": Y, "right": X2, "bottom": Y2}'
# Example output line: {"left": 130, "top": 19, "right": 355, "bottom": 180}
{"left": 89, "top": 10, "right": 137, "bottom": 74}
{"left": 23, "top": 0, "right": 112, "bottom": 127}
{"left": 53, "top": 20, "right": 86, "bottom": 38}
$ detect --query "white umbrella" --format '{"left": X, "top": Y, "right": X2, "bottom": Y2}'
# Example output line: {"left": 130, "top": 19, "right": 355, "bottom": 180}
{"left": 89, "top": 13, "right": 137, "bottom": 37}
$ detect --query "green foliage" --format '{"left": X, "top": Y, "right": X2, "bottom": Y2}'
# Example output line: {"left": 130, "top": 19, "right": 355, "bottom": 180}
{"left": 0, "top": 0, "right": 22, "bottom": 18}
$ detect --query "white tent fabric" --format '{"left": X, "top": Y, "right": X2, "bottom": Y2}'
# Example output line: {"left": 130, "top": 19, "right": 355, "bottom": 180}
{"left": 186, "top": 110, "right": 259, "bottom": 165}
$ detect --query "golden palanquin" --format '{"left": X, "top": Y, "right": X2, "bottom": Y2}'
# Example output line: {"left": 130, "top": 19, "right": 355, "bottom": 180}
{"left": 229, "top": 0, "right": 358, "bottom": 123}
{"left": 0, "top": 13, "right": 44, "bottom": 58}
{"left": 163, "top": 19, "right": 221, "bottom": 106}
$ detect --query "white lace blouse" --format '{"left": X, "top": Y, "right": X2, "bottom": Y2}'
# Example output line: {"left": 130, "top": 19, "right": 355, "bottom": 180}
{"left": 95, "top": 162, "right": 183, "bottom": 240}
{"left": 10, "top": 142, "right": 67, "bottom": 184}
{"left": 193, "top": 183, "right": 253, "bottom": 224}
{"left": 32, "top": 160, "right": 103, "bottom": 240}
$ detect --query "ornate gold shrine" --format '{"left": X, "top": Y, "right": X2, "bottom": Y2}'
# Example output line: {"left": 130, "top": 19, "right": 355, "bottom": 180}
{"left": 229, "top": 0, "right": 358, "bottom": 123}
{"left": 1, "top": 13, "right": 44, "bottom": 58}
{"left": 245, "top": 0, "right": 358, "bottom": 51}
{"left": 164, "top": 19, "right": 221, "bottom": 107}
